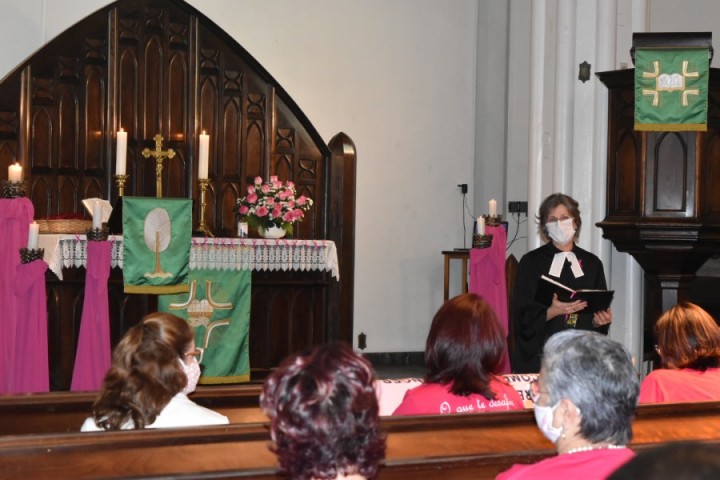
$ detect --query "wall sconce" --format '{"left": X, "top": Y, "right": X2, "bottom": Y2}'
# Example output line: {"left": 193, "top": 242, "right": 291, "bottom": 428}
{"left": 578, "top": 61, "right": 591, "bottom": 83}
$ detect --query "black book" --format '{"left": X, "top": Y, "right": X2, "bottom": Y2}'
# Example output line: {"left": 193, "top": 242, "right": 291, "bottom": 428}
{"left": 534, "top": 275, "right": 614, "bottom": 313}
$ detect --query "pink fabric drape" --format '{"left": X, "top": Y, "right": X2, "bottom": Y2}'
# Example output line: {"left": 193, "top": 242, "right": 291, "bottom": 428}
{"left": 0, "top": 198, "right": 34, "bottom": 393}
{"left": 12, "top": 260, "right": 50, "bottom": 393}
{"left": 71, "top": 241, "right": 112, "bottom": 391}
{"left": 469, "top": 225, "right": 511, "bottom": 374}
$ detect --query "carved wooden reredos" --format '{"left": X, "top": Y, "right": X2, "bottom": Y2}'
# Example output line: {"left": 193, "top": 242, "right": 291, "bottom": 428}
{"left": 0, "top": 0, "right": 356, "bottom": 387}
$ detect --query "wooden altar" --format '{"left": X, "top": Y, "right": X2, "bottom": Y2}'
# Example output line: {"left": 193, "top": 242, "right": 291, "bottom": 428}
{"left": 0, "top": 0, "right": 356, "bottom": 389}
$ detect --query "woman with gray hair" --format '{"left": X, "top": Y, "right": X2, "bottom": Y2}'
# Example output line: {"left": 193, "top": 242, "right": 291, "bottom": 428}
{"left": 496, "top": 330, "right": 639, "bottom": 480}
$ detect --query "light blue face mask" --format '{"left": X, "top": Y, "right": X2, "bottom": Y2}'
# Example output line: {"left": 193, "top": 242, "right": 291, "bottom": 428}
{"left": 533, "top": 402, "right": 563, "bottom": 443}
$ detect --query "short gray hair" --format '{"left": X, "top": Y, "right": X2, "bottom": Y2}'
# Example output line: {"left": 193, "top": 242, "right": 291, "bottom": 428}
{"left": 542, "top": 330, "right": 639, "bottom": 445}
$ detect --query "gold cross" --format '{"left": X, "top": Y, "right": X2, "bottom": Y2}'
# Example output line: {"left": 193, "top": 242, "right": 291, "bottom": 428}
{"left": 142, "top": 134, "right": 176, "bottom": 198}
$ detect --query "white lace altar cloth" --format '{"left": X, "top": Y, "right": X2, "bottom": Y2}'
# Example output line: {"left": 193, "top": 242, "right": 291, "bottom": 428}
{"left": 38, "top": 235, "right": 339, "bottom": 281}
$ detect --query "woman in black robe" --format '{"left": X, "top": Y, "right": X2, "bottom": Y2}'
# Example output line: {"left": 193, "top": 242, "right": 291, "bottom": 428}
{"left": 511, "top": 193, "right": 612, "bottom": 373}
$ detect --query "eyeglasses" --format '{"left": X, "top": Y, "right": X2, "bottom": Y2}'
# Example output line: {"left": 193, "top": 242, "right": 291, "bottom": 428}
{"left": 529, "top": 379, "right": 548, "bottom": 404}
{"left": 183, "top": 349, "right": 201, "bottom": 359}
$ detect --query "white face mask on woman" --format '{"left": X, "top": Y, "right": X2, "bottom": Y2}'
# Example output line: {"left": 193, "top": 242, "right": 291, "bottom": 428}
{"left": 533, "top": 402, "right": 563, "bottom": 443}
{"left": 546, "top": 217, "right": 576, "bottom": 246}
{"left": 180, "top": 357, "right": 201, "bottom": 394}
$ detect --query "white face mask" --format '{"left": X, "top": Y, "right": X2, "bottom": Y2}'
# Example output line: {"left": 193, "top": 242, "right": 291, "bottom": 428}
{"left": 534, "top": 402, "right": 563, "bottom": 443}
{"left": 546, "top": 218, "right": 576, "bottom": 246}
{"left": 180, "top": 357, "right": 201, "bottom": 394}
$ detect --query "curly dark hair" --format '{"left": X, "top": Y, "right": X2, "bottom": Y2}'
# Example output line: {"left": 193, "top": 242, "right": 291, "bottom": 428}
{"left": 655, "top": 302, "right": 720, "bottom": 371}
{"left": 424, "top": 293, "right": 506, "bottom": 399}
{"left": 260, "top": 342, "right": 386, "bottom": 480}
{"left": 91, "top": 312, "right": 193, "bottom": 430}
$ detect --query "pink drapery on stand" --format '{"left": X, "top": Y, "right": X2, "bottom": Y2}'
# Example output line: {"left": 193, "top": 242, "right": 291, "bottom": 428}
{"left": 469, "top": 225, "right": 511, "bottom": 374}
{"left": 13, "top": 260, "right": 50, "bottom": 393}
{"left": 71, "top": 241, "right": 112, "bottom": 391}
{"left": 0, "top": 198, "right": 34, "bottom": 393}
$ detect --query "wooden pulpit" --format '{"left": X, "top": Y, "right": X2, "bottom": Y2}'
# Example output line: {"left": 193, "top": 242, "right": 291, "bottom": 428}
{"left": 596, "top": 33, "right": 720, "bottom": 359}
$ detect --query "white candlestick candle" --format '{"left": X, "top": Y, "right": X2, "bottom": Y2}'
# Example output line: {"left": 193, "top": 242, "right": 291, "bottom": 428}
{"left": 116, "top": 128, "right": 127, "bottom": 175}
{"left": 198, "top": 131, "right": 209, "bottom": 179}
{"left": 8, "top": 162, "right": 22, "bottom": 183}
{"left": 477, "top": 216, "right": 485, "bottom": 235}
{"left": 92, "top": 201, "right": 102, "bottom": 229}
{"left": 489, "top": 199, "right": 497, "bottom": 217}
{"left": 27, "top": 222, "right": 39, "bottom": 249}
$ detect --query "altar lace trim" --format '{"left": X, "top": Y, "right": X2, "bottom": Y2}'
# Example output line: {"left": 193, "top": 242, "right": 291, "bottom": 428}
{"left": 41, "top": 235, "right": 339, "bottom": 281}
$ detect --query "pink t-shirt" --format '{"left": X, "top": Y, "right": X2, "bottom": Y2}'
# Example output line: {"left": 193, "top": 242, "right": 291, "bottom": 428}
{"left": 639, "top": 367, "right": 720, "bottom": 404}
{"left": 392, "top": 377, "right": 524, "bottom": 416}
{"left": 495, "top": 447, "right": 635, "bottom": 480}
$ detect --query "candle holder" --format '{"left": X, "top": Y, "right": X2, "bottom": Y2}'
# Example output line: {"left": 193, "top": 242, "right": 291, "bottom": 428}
{"left": 19, "top": 247, "right": 44, "bottom": 264}
{"left": 114, "top": 174, "right": 128, "bottom": 197}
{"left": 86, "top": 224, "right": 109, "bottom": 241}
{"left": 194, "top": 178, "right": 214, "bottom": 237}
{"left": 483, "top": 214, "right": 503, "bottom": 227}
{"left": 472, "top": 233, "right": 493, "bottom": 249}
{"left": 2, "top": 180, "right": 26, "bottom": 198}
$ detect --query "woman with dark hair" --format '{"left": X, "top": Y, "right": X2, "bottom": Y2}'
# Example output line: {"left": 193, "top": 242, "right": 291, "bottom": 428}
{"left": 260, "top": 342, "right": 386, "bottom": 480}
{"left": 512, "top": 193, "right": 612, "bottom": 373}
{"left": 392, "top": 293, "right": 523, "bottom": 416}
{"left": 81, "top": 312, "right": 228, "bottom": 431}
{"left": 639, "top": 302, "right": 720, "bottom": 403}
{"left": 497, "top": 330, "right": 638, "bottom": 480}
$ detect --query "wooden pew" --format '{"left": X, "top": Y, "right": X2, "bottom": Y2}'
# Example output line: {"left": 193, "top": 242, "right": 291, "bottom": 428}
{"left": 0, "top": 385, "right": 266, "bottom": 435}
{"left": 1, "top": 401, "right": 719, "bottom": 479}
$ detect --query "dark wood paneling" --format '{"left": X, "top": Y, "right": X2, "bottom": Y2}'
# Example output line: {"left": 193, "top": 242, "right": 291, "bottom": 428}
{"left": 0, "top": 0, "right": 355, "bottom": 389}
{"left": 597, "top": 67, "right": 720, "bottom": 360}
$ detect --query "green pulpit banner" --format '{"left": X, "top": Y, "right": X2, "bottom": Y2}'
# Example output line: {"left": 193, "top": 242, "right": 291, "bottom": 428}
{"left": 158, "top": 269, "right": 251, "bottom": 383}
{"left": 635, "top": 47, "right": 709, "bottom": 131}
{"left": 122, "top": 197, "right": 191, "bottom": 294}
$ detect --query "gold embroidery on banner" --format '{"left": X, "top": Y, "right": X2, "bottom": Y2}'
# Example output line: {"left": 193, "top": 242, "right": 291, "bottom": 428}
{"left": 641, "top": 59, "right": 700, "bottom": 107}
{"left": 566, "top": 314, "right": 578, "bottom": 328}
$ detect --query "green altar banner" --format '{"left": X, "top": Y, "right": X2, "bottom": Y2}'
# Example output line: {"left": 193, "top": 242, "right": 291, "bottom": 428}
{"left": 122, "top": 197, "right": 191, "bottom": 294}
{"left": 635, "top": 47, "right": 709, "bottom": 131}
{"left": 158, "top": 269, "right": 251, "bottom": 384}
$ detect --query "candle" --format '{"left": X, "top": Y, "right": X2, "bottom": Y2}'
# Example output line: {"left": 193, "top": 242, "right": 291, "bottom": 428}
{"left": 198, "top": 130, "right": 209, "bottom": 179}
{"left": 476, "top": 216, "right": 485, "bottom": 235}
{"left": 27, "top": 222, "right": 39, "bottom": 249}
{"left": 116, "top": 128, "right": 127, "bottom": 175}
{"left": 92, "top": 201, "right": 102, "bottom": 229}
{"left": 8, "top": 162, "right": 22, "bottom": 183}
{"left": 489, "top": 199, "right": 497, "bottom": 217}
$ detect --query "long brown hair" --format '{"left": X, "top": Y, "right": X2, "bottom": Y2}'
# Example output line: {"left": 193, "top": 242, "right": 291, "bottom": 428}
{"left": 424, "top": 293, "right": 506, "bottom": 399}
{"left": 91, "top": 312, "right": 193, "bottom": 429}
{"left": 655, "top": 302, "right": 720, "bottom": 371}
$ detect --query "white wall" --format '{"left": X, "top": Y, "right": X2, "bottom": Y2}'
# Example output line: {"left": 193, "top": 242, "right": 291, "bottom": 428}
{"left": 4, "top": 0, "right": 719, "bottom": 358}
{"left": 0, "top": 0, "right": 478, "bottom": 353}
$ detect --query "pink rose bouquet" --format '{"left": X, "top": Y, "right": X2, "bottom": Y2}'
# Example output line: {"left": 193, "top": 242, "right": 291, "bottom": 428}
{"left": 236, "top": 175, "right": 313, "bottom": 234}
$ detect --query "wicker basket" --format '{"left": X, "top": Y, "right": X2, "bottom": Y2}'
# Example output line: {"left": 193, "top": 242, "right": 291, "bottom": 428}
{"left": 37, "top": 219, "right": 93, "bottom": 234}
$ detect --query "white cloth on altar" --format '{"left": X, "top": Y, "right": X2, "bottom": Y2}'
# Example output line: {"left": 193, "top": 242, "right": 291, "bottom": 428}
{"left": 38, "top": 235, "right": 339, "bottom": 280}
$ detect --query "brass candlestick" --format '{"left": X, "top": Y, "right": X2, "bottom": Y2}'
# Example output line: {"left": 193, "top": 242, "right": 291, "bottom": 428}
{"left": 19, "top": 248, "right": 44, "bottom": 264}
{"left": 86, "top": 225, "right": 109, "bottom": 241}
{"left": 483, "top": 214, "right": 502, "bottom": 226}
{"left": 195, "top": 178, "right": 214, "bottom": 237}
{"left": 114, "top": 174, "right": 128, "bottom": 197}
{"left": 141, "top": 134, "right": 176, "bottom": 198}
{"left": 3, "top": 180, "right": 26, "bottom": 198}
{"left": 472, "top": 233, "right": 493, "bottom": 249}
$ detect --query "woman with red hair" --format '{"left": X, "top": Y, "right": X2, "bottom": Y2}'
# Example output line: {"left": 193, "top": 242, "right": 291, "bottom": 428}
{"left": 639, "top": 302, "right": 720, "bottom": 403}
{"left": 260, "top": 342, "right": 386, "bottom": 480}
{"left": 392, "top": 293, "right": 523, "bottom": 416}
